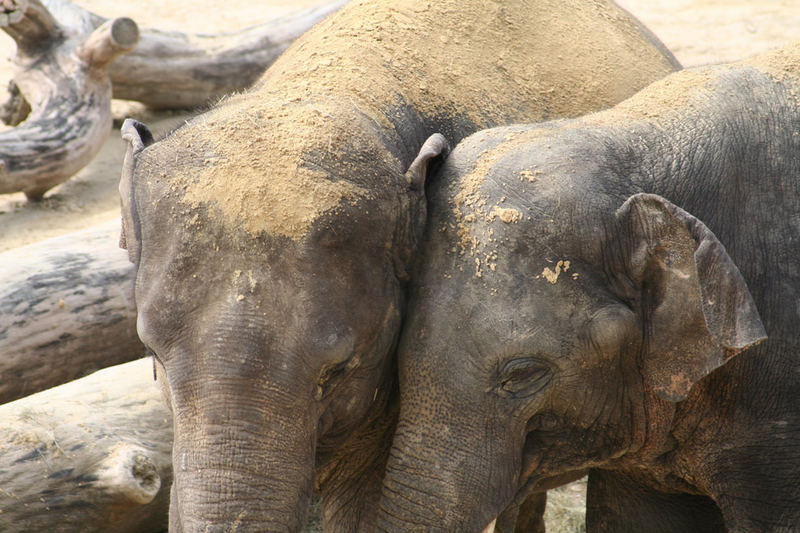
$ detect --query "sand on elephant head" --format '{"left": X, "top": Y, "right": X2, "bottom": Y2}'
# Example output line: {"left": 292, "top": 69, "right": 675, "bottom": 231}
{"left": 452, "top": 129, "right": 542, "bottom": 256}
{"left": 164, "top": 0, "right": 678, "bottom": 241}
{"left": 170, "top": 99, "right": 375, "bottom": 241}
{"left": 451, "top": 41, "right": 800, "bottom": 274}
{"left": 450, "top": 68, "right": 718, "bottom": 265}
{"left": 745, "top": 40, "right": 800, "bottom": 83}
{"left": 582, "top": 40, "right": 800, "bottom": 126}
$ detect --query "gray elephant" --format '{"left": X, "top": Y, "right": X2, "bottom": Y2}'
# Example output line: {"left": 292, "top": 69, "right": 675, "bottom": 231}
{"left": 117, "top": 0, "right": 680, "bottom": 531}
{"left": 378, "top": 44, "right": 800, "bottom": 531}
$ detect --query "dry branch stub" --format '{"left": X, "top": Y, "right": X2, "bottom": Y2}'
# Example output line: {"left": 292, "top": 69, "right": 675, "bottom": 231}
{"left": 77, "top": 16, "right": 139, "bottom": 72}
{"left": 1, "top": 0, "right": 61, "bottom": 53}
{"left": 0, "top": 0, "right": 139, "bottom": 199}
{"left": 0, "top": 219, "right": 143, "bottom": 404}
{"left": 0, "top": 358, "right": 172, "bottom": 533}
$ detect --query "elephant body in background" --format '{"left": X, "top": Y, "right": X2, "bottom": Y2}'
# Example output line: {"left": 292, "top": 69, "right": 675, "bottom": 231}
{"left": 379, "top": 44, "right": 800, "bottom": 531}
{"left": 118, "top": 0, "right": 680, "bottom": 531}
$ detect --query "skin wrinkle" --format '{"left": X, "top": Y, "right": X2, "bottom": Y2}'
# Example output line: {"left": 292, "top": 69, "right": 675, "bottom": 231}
{"left": 381, "top": 49, "right": 800, "bottom": 530}
{"left": 382, "top": 476, "right": 445, "bottom": 518}
{"left": 122, "top": 1, "right": 687, "bottom": 529}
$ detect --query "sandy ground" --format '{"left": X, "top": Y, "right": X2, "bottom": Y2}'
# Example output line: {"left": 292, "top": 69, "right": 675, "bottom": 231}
{"left": 1, "top": 0, "right": 798, "bottom": 530}
{"left": 1, "top": 0, "right": 799, "bottom": 252}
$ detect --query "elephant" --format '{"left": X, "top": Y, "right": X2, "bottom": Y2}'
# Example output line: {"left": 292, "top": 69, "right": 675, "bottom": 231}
{"left": 378, "top": 43, "right": 800, "bottom": 532}
{"left": 117, "top": 0, "right": 680, "bottom": 530}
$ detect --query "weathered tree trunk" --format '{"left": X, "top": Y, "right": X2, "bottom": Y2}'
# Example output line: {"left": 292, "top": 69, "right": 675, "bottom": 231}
{"left": 0, "top": 358, "right": 172, "bottom": 533}
{"left": 0, "top": 0, "right": 139, "bottom": 199}
{"left": 0, "top": 219, "right": 143, "bottom": 404}
{"left": 1, "top": 0, "right": 348, "bottom": 114}
{"left": 105, "top": 0, "right": 349, "bottom": 109}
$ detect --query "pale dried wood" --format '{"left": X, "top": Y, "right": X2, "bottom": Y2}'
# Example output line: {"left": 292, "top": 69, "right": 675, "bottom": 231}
{"left": 0, "top": 358, "right": 173, "bottom": 533}
{"left": 0, "top": 219, "right": 144, "bottom": 404}
{"left": 106, "top": 0, "right": 349, "bottom": 109}
{"left": 6, "top": 0, "right": 348, "bottom": 111}
{"left": 0, "top": 0, "right": 139, "bottom": 199}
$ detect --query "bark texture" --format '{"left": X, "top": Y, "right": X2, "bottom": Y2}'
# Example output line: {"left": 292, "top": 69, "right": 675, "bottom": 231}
{"left": 0, "top": 358, "right": 172, "bottom": 533}
{"left": 0, "top": 0, "right": 139, "bottom": 199}
{"left": 0, "top": 219, "right": 143, "bottom": 404}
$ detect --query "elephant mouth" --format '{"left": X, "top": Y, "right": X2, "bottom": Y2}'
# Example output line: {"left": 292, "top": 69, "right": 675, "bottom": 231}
{"left": 513, "top": 427, "right": 587, "bottom": 506}
{"left": 512, "top": 468, "right": 587, "bottom": 509}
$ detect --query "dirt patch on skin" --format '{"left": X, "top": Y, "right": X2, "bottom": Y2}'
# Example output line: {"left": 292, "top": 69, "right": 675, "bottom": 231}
{"left": 453, "top": 130, "right": 527, "bottom": 254}
{"left": 152, "top": 0, "right": 680, "bottom": 241}
{"left": 542, "top": 260, "right": 570, "bottom": 284}
{"left": 745, "top": 40, "right": 800, "bottom": 83}
{"left": 168, "top": 101, "right": 372, "bottom": 241}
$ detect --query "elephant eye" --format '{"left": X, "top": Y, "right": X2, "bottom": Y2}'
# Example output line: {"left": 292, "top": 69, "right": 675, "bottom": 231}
{"left": 315, "top": 360, "right": 352, "bottom": 400}
{"left": 322, "top": 361, "right": 348, "bottom": 383}
{"left": 497, "top": 358, "right": 551, "bottom": 399}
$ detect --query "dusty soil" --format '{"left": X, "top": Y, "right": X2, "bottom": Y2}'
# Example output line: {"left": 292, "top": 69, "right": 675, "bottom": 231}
{"left": 1, "top": 0, "right": 798, "bottom": 530}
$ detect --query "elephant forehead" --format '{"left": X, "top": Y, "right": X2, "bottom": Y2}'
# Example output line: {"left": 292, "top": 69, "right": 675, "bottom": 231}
{"left": 158, "top": 99, "right": 377, "bottom": 242}
{"left": 444, "top": 128, "right": 583, "bottom": 281}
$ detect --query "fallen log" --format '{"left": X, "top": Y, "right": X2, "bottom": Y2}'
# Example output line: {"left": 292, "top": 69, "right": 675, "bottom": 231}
{"left": 0, "top": 219, "right": 143, "bottom": 404}
{"left": 105, "top": 0, "right": 349, "bottom": 109}
{"left": 0, "top": 358, "right": 172, "bottom": 533}
{"left": 1, "top": 0, "right": 349, "bottom": 114}
{"left": 0, "top": 0, "right": 139, "bottom": 199}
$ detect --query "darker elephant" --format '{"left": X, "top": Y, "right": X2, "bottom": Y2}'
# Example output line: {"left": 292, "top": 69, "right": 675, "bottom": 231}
{"left": 118, "top": 0, "right": 680, "bottom": 531}
{"left": 378, "top": 44, "right": 800, "bottom": 531}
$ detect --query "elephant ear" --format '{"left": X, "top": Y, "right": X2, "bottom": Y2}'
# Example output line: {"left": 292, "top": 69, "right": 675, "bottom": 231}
{"left": 405, "top": 133, "right": 450, "bottom": 191}
{"left": 119, "top": 118, "right": 154, "bottom": 262}
{"left": 615, "top": 193, "right": 766, "bottom": 402}
{"left": 393, "top": 133, "right": 451, "bottom": 281}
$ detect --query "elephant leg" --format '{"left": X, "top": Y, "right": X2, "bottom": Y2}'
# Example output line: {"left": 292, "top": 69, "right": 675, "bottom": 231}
{"left": 586, "top": 469, "right": 725, "bottom": 533}
{"left": 494, "top": 491, "right": 546, "bottom": 533}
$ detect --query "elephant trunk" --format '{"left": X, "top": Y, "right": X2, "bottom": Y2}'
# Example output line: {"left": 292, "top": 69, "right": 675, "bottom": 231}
{"left": 169, "top": 392, "right": 316, "bottom": 533}
{"left": 377, "top": 420, "right": 512, "bottom": 533}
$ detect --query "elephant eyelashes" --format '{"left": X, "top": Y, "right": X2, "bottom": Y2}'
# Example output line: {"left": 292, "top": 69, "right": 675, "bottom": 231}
{"left": 496, "top": 358, "right": 552, "bottom": 399}
{"left": 315, "top": 360, "right": 351, "bottom": 400}
{"left": 145, "top": 347, "right": 162, "bottom": 381}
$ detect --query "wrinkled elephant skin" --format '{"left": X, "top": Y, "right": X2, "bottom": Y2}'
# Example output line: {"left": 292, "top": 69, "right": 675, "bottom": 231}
{"left": 379, "top": 45, "right": 800, "bottom": 532}
{"left": 118, "top": 0, "right": 680, "bottom": 531}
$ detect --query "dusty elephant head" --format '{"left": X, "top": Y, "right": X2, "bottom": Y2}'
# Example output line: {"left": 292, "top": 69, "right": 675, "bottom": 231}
{"left": 377, "top": 126, "right": 766, "bottom": 532}
{"left": 120, "top": 116, "right": 447, "bottom": 532}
